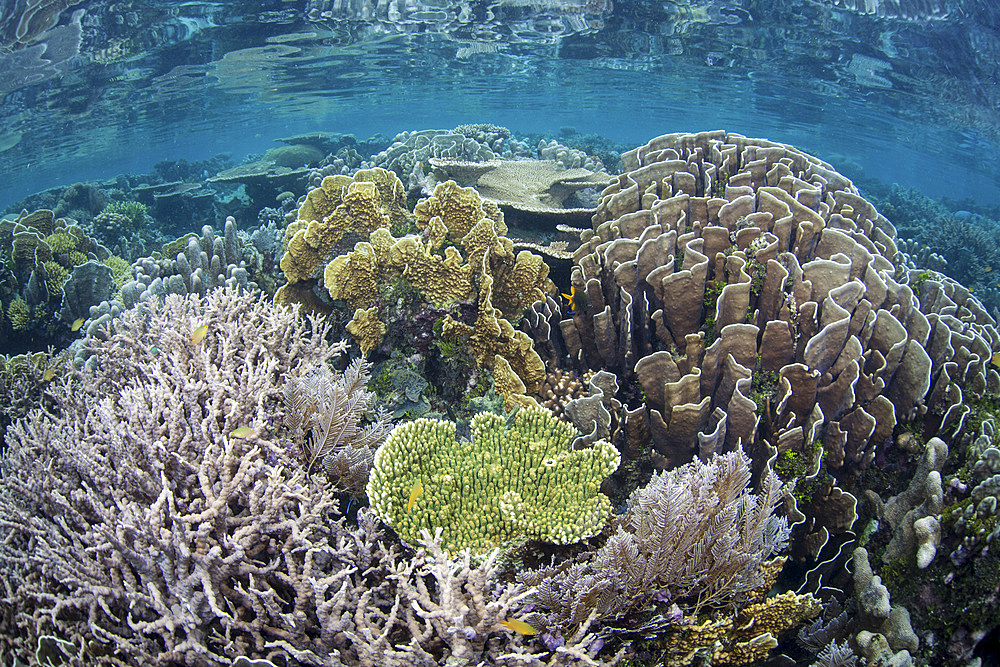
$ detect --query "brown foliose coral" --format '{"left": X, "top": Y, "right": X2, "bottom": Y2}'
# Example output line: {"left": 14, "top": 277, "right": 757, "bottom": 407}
{"left": 282, "top": 177, "right": 553, "bottom": 408}
{"left": 276, "top": 167, "right": 409, "bottom": 298}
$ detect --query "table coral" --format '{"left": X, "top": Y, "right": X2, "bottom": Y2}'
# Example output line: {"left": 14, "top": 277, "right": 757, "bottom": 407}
{"left": 366, "top": 405, "right": 620, "bottom": 554}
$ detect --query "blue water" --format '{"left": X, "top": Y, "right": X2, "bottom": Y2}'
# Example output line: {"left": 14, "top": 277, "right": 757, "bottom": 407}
{"left": 1, "top": 0, "right": 998, "bottom": 207}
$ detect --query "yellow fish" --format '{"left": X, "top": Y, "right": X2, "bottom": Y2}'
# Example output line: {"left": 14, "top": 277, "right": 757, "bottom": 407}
{"left": 560, "top": 284, "right": 587, "bottom": 315}
{"left": 191, "top": 324, "right": 209, "bottom": 344}
{"left": 230, "top": 427, "right": 255, "bottom": 438}
{"left": 42, "top": 368, "right": 56, "bottom": 381}
{"left": 71, "top": 317, "right": 85, "bottom": 332}
{"left": 407, "top": 479, "right": 423, "bottom": 513}
{"left": 500, "top": 618, "right": 537, "bottom": 635}
{"left": 992, "top": 352, "right": 1000, "bottom": 369}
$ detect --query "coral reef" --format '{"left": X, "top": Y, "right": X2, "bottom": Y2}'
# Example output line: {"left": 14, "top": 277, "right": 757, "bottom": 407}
{"left": 521, "top": 448, "right": 791, "bottom": 625}
{"left": 283, "top": 177, "right": 552, "bottom": 404}
{"left": 7, "top": 128, "right": 1000, "bottom": 666}
{"left": 0, "top": 208, "right": 118, "bottom": 351}
{"left": 0, "top": 288, "right": 624, "bottom": 665}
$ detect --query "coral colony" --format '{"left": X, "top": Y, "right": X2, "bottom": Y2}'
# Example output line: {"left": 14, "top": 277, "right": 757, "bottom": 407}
{"left": 2, "top": 130, "right": 1000, "bottom": 666}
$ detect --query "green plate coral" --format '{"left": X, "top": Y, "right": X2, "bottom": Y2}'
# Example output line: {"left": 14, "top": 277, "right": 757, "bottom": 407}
{"left": 367, "top": 406, "right": 621, "bottom": 554}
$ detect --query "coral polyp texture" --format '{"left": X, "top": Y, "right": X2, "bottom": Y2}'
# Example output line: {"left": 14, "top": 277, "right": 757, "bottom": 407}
{"left": 366, "top": 405, "right": 621, "bottom": 554}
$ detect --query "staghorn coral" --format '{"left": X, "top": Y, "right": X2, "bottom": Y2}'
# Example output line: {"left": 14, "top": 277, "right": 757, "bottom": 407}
{"left": 366, "top": 405, "right": 620, "bottom": 554}
{"left": 0, "top": 351, "right": 51, "bottom": 440}
{"left": 0, "top": 286, "right": 346, "bottom": 663}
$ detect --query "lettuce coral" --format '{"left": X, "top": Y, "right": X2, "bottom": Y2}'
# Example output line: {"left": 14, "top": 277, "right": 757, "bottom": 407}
{"left": 277, "top": 167, "right": 408, "bottom": 290}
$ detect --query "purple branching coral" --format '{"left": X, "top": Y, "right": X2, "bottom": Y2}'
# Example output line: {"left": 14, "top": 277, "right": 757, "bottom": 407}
{"left": 0, "top": 286, "right": 348, "bottom": 663}
{"left": 0, "top": 286, "right": 620, "bottom": 666}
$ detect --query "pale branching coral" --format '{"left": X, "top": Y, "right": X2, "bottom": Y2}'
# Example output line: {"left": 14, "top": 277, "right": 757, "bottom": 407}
{"left": 366, "top": 405, "right": 620, "bottom": 554}
{"left": 0, "top": 286, "right": 346, "bottom": 663}
{"left": 2, "top": 286, "right": 621, "bottom": 666}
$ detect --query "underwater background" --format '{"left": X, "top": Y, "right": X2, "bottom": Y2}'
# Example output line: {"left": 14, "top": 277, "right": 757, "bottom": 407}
{"left": 2, "top": 1, "right": 1000, "bottom": 666}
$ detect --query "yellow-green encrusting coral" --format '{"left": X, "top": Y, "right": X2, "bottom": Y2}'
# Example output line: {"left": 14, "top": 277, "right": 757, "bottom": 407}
{"left": 367, "top": 406, "right": 621, "bottom": 554}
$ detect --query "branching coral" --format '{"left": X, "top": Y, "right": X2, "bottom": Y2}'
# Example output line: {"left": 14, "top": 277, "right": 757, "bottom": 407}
{"left": 0, "top": 285, "right": 626, "bottom": 666}
{"left": 0, "top": 286, "right": 347, "bottom": 663}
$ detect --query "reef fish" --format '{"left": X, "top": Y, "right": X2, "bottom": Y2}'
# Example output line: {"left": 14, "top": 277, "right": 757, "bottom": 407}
{"left": 407, "top": 479, "right": 423, "bottom": 513}
{"left": 42, "top": 368, "right": 56, "bottom": 381}
{"left": 992, "top": 352, "right": 1000, "bottom": 369}
{"left": 230, "top": 427, "right": 255, "bottom": 438}
{"left": 191, "top": 324, "right": 209, "bottom": 344}
{"left": 500, "top": 618, "right": 537, "bottom": 635}
{"left": 560, "top": 284, "right": 588, "bottom": 315}
{"left": 70, "top": 317, "right": 85, "bottom": 332}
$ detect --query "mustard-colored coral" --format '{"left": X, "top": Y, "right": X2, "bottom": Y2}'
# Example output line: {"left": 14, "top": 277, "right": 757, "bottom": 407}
{"left": 68, "top": 251, "right": 88, "bottom": 267}
{"left": 45, "top": 232, "right": 78, "bottom": 254}
{"left": 493, "top": 250, "right": 551, "bottom": 322}
{"left": 713, "top": 591, "right": 821, "bottom": 665}
{"left": 389, "top": 236, "right": 474, "bottom": 306}
{"left": 161, "top": 233, "right": 199, "bottom": 260}
{"left": 491, "top": 355, "right": 541, "bottom": 411}
{"left": 102, "top": 255, "right": 132, "bottom": 290}
{"left": 415, "top": 180, "right": 504, "bottom": 240}
{"left": 366, "top": 406, "right": 620, "bottom": 554}
{"left": 458, "top": 216, "right": 550, "bottom": 321}
{"left": 441, "top": 272, "right": 545, "bottom": 393}
{"left": 43, "top": 261, "right": 69, "bottom": 295}
{"left": 280, "top": 168, "right": 408, "bottom": 287}
{"left": 11, "top": 228, "right": 50, "bottom": 271}
{"left": 643, "top": 589, "right": 819, "bottom": 667}
{"left": 325, "top": 242, "right": 385, "bottom": 311}
{"left": 346, "top": 306, "right": 386, "bottom": 356}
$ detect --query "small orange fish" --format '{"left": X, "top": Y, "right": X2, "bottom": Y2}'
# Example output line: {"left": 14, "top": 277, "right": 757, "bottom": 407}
{"left": 191, "top": 324, "right": 209, "bottom": 344}
{"left": 561, "top": 285, "right": 587, "bottom": 315}
{"left": 42, "top": 368, "right": 56, "bottom": 381}
{"left": 71, "top": 317, "right": 85, "bottom": 332}
{"left": 407, "top": 479, "right": 423, "bottom": 513}
{"left": 230, "top": 427, "right": 255, "bottom": 438}
{"left": 500, "top": 618, "right": 537, "bottom": 635}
